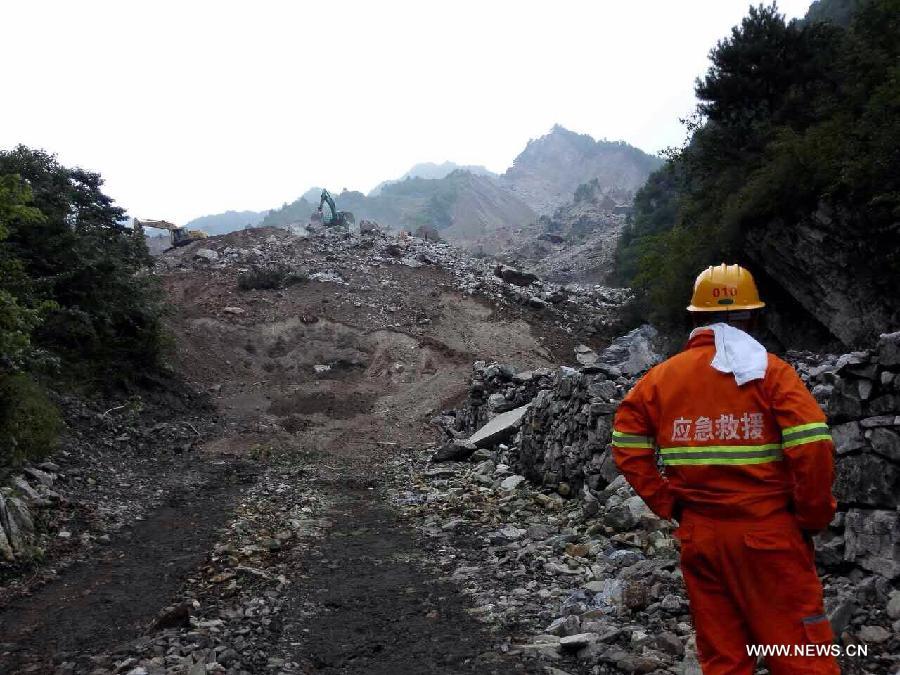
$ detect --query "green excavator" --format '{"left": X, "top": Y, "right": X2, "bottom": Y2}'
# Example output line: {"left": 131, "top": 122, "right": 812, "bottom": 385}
{"left": 316, "top": 189, "right": 355, "bottom": 228}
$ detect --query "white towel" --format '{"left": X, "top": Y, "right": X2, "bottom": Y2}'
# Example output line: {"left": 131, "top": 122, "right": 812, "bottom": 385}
{"left": 690, "top": 323, "right": 768, "bottom": 385}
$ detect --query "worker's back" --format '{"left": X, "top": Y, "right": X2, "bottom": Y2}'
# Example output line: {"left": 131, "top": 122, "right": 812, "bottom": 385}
{"left": 613, "top": 328, "right": 835, "bottom": 527}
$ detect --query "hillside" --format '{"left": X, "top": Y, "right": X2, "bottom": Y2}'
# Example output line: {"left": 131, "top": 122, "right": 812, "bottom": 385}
{"left": 261, "top": 126, "right": 659, "bottom": 255}
{"left": 369, "top": 161, "right": 497, "bottom": 196}
{"left": 184, "top": 209, "right": 268, "bottom": 235}
{"left": 261, "top": 170, "right": 536, "bottom": 249}
{"left": 501, "top": 125, "right": 663, "bottom": 216}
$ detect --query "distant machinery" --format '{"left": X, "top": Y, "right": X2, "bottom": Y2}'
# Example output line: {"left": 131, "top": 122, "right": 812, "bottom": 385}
{"left": 133, "top": 219, "right": 208, "bottom": 248}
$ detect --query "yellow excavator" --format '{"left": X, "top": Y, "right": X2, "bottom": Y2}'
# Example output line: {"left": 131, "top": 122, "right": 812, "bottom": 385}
{"left": 133, "top": 218, "right": 208, "bottom": 248}
{"left": 315, "top": 189, "right": 355, "bottom": 228}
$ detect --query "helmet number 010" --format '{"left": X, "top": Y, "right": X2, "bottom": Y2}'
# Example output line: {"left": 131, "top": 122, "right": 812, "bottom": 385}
{"left": 711, "top": 287, "right": 738, "bottom": 298}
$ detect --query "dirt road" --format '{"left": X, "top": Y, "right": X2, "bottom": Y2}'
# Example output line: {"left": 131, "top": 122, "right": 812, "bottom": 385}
{"left": 0, "top": 232, "right": 575, "bottom": 674}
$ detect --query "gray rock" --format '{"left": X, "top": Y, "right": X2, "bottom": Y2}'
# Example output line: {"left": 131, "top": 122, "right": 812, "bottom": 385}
{"left": 494, "top": 264, "right": 538, "bottom": 287}
{"left": 869, "top": 394, "right": 900, "bottom": 415}
{"left": 869, "top": 427, "right": 900, "bottom": 462}
{"left": 826, "top": 596, "right": 857, "bottom": 635}
{"left": 559, "top": 633, "right": 598, "bottom": 650}
{"left": 575, "top": 344, "right": 599, "bottom": 366}
{"left": 604, "top": 495, "right": 653, "bottom": 531}
{"left": 0, "top": 494, "right": 33, "bottom": 555}
{"left": 886, "top": 591, "right": 900, "bottom": 620}
{"left": 858, "top": 379, "right": 874, "bottom": 401}
{"left": 857, "top": 625, "right": 890, "bottom": 644}
{"left": 828, "top": 378, "right": 863, "bottom": 420}
{"left": 23, "top": 467, "right": 54, "bottom": 486}
{"left": 500, "top": 475, "right": 527, "bottom": 491}
{"left": 815, "top": 533, "right": 845, "bottom": 567}
{"left": 877, "top": 331, "right": 900, "bottom": 367}
{"left": 431, "top": 441, "right": 477, "bottom": 463}
{"left": 831, "top": 422, "right": 865, "bottom": 454}
{"left": 465, "top": 405, "right": 530, "bottom": 448}
{"left": 0, "top": 512, "right": 13, "bottom": 561}
{"left": 860, "top": 415, "right": 900, "bottom": 428}
{"left": 11, "top": 476, "right": 41, "bottom": 502}
{"left": 655, "top": 631, "right": 685, "bottom": 657}
{"left": 834, "top": 454, "right": 898, "bottom": 508}
{"left": 597, "top": 325, "right": 662, "bottom": 377}
{"left": 194, "top": 248, "right": 219, "bottom": 261}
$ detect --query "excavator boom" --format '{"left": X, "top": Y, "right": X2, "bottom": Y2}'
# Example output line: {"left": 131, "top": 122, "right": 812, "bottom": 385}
{"left": 133, "top": 218, "right": 207, "bottom": 248}
{"left": 316, "top": 189, "right": 355, "bottom": 229}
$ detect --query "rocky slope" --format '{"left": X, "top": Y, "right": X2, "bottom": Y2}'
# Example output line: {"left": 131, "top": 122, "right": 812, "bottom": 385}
{"left": 500, "top": 126, "right": 662, "bottom": 216}
{"left": 497, "top": 182, "right": 634, "bottom": 284}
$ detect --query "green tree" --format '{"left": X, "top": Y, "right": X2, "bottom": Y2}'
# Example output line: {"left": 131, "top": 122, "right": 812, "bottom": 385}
{"left": 616, "top": 0, "right": 900, "bottom": 331}
{"left": 0, "top": 174, "right": 44, "bottom": 371}
{"left": 0, "top": 147, "right": 164, "bottom": 385}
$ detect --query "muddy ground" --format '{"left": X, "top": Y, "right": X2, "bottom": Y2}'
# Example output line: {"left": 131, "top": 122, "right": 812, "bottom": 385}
{"left": 0, "top": 231, "right": 578, "bottom": 674}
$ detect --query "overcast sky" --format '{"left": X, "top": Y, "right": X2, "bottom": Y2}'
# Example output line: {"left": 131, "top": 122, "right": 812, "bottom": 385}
{"left": 2, "top": 0, "right": 812, "bottom": 224}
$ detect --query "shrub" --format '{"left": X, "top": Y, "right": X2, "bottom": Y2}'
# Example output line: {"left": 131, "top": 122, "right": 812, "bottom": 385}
{"left": 237, "top": 265, "right": 307, "bottom": 291}
{"left": 0, "top": 373, "right": 62, "bottom": 468}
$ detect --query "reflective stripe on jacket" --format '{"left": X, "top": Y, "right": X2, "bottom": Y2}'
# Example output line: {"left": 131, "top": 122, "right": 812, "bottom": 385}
{"left": 611, "top": 330, "right": 837, "bottom": 529}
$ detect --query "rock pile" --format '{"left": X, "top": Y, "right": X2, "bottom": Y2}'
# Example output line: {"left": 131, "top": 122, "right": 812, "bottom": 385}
{"left": 443, "top": 328, "right": 900, "bottom": 581}
{"left": 414, "top": 331, "right": 900, "bottom": 672}
{"left": 392, "top": 450, "right": 699, "bottom": 674}
{"left": 58, "top": 464, "right": 329, "bottom": 675}
{"left": 437, "top": 325, "right": 663, "bottom": 495}
{"left": 425, "top": 328, "right": 900, "bottom": 670}
{"left": 400, "top": 437, "right": 900, "bottom": 672}
{"left": 789, "top": 331, "right": 900, "bottom": 580}
{"left": 156, "top": 226, "right": 634, "bottom": 340}
{"left": 1, "top": 393, "right": 215, "bottom": 588}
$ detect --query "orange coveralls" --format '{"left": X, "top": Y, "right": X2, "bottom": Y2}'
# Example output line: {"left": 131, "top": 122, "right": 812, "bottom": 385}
{"left": 612, "top": 330, "right": 839, "bottom": 674}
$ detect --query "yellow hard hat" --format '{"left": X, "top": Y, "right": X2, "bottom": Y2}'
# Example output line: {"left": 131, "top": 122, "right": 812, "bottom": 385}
{"left": 687, "top": 263, "right": 765, "bottom": 312}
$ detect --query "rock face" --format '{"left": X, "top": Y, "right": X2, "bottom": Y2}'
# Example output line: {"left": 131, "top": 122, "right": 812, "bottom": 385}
{"left": 744, "top": 205, "right": 900, "bottom": 348}
{"left": 501, "top": 125, "right": 663, "bottom": 216}
{"left": 496, "top": 181, "right": 634, "bottom": 285}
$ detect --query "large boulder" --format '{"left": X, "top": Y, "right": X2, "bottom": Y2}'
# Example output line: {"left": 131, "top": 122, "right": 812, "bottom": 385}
{"left": 493, "top": 264, "right": 539, "bottom": 287}
{"left": 465, "top": 404, "right": 530, "bottom": 449}
{"left": 597, "top": 324, "right": 662, "bottom": 377}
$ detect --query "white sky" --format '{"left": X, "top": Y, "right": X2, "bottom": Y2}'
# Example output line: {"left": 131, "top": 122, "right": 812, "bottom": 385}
{"left": 1, "top": 0, "right": 812, "bottom": 224}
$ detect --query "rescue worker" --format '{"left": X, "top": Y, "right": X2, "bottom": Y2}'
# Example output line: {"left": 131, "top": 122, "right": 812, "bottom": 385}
{"left": 612, "top": 264, "right": 839, "bottom": 674}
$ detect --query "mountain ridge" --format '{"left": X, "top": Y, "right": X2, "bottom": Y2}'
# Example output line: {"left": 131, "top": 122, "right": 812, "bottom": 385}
{"left": 195, "top": 125, "right": 662, "bottom": 245}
